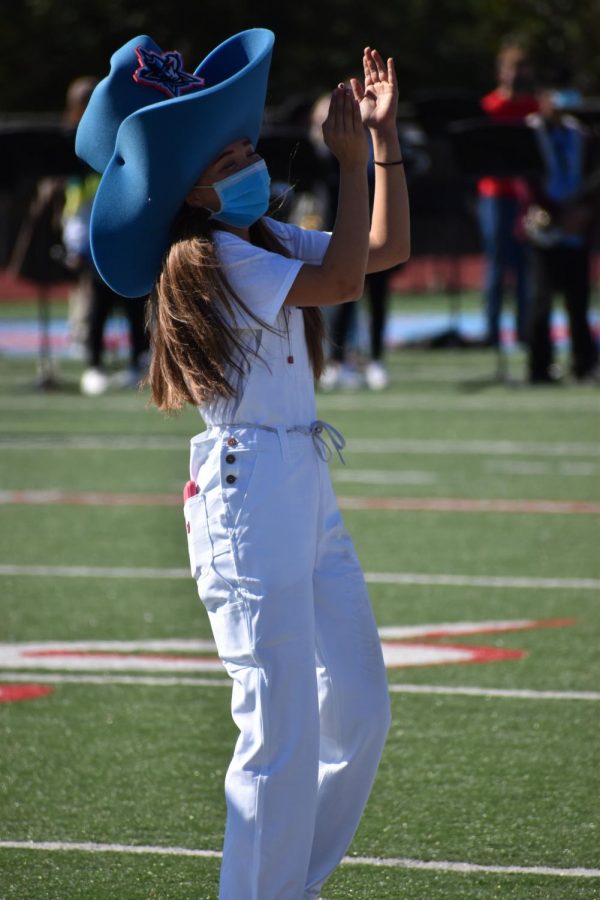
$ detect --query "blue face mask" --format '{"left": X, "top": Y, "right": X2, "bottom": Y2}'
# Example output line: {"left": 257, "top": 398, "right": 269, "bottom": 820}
{"left": 209, "top": 159, "right": 271, "bottom": 227}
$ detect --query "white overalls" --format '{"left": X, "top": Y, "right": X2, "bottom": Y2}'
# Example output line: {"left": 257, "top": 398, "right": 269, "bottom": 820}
{"left": 183, "top": 220, "right": 391, "bottom": 900}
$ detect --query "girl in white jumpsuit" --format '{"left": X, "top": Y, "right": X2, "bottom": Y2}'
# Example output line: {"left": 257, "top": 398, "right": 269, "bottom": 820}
{"left": 185, "top": 222, "right": 390, "bottom": 899}
{"left": 76, "top": 27, "right": 410, "bottom": 900}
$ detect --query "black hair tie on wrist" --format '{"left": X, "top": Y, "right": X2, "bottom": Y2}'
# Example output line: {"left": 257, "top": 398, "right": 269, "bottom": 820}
{"left": 374, "top": 159, "right": 404, "bottom": 166}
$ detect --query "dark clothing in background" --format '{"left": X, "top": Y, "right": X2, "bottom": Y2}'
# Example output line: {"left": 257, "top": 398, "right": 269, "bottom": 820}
{"left": 329, "top": 270, "right": 391, "bottom": 364}
{"left": 525, "top": 114, "right": 600, "bottom": 381}
{"left": 85, "top": 271, "right": 148, "bottom": 370}
{"left": 528, "top": 243, "right": 597, "bottom": 380}
{"left": 9, "top": 178, "right": 70, "bottom": 285}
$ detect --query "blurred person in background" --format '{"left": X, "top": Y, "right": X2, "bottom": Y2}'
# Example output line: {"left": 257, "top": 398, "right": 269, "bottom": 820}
{"left": 321, "top": 252, "right": 395, "bottom": 391}
{"left": 478, "top": 37, "right": 539, "bottom": 348}
{"left": 308, "top": 92, "right": 397, "bottom": 391}
{"left": 10, "top": 77, "right": 149, "bottom": 394}
{"left": 523, "top": 81, "right": 600, "bottom": 383}
{"left": 62, "top": 77, "right": 98, "bottom": 360}
{"left": 62, "top": 78, "right": 149, "bottom": 395}
{"left": 9, "top": 118, "right": 75, "bottom": 387}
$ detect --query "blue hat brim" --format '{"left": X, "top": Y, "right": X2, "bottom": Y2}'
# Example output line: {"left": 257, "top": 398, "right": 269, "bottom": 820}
{"left": 84, "top": 29, "right": 274, "bottom": 297}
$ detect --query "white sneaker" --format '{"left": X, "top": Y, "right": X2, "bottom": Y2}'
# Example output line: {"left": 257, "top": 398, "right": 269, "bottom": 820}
{"left": 319, "top": 363, "right": 342, "bottom": 392}
{"left": 67, "top": 341, "right": 86, "bottom": 361}
{"left": 365, "top": 360, "right": 389, "bottom": 391}
{"left": 319, "top": 362, "right": 363, "bottom": 391}
{"left": 338, "top": 364, "right": 363, "bottom": 390}
{"left": 109, "top": 367, "right": 141, "bottom": 389}
{"left": 80, "top": 367, "right": 109, "bottom": 396}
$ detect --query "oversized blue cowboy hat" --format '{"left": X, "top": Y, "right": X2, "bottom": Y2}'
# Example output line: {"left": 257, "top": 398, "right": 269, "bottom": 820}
{"left": 76, "top": 28, "right": 274, "bottom": 297}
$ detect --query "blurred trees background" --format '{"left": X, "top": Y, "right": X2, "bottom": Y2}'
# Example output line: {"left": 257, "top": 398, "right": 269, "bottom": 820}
{"left": 2, "top": 0, "right": 600, "bottom": 112}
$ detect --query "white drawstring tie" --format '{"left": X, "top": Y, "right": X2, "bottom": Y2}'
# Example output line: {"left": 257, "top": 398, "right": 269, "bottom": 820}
{"left": 291, "top": 420, "right": 346, "bottom": 465}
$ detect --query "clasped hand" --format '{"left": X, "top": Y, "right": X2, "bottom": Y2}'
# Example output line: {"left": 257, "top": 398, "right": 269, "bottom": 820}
{"left": 322, "top": 84, "right": 368, "bottom": 167}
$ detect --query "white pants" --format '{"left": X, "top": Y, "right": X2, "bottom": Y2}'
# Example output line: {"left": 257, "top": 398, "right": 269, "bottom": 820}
{"left": 185, "top": 425, "right": 391, "bottom": 900}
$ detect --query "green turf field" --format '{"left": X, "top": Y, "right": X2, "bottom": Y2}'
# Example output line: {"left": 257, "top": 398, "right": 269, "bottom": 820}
{"left": 1, "top": 338, "right": 599, "bottom": 899}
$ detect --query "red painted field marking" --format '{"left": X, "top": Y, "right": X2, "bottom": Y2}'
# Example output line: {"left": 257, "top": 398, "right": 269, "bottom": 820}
{"left": 0, "top": 618, "right": 578, "bottom": 673}
{"left": 23, "top": 650, "right": 224, "bottom": 664}
{"left": 20, "top": 645, "right": 524, "bottom": 669}
{"left": 0, "top": 684, "right": 53, "bottom": 704}
{"left": 378, "top": 617, "right": 578, "bottom": 640}
{"left": 0, "top": 490, "right": 178, "bottom": 507}
{"left": 382, "top": 642, "right": 524, "bottom": 667}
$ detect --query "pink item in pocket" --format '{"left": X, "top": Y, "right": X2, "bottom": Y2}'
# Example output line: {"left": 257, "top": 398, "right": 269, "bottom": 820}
{"left": 183, "top": 480, "right": 199, "bottom": 502}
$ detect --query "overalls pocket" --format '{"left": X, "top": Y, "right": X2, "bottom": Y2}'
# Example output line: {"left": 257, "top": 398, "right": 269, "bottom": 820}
{"left": 205, "top": 599, "right": 254, "bottom": 665}
{"left": 183, "top": 492, "right": 213, "bottom": 579}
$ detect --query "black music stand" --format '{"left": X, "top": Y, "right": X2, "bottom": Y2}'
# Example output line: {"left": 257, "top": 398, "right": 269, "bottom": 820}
{"left": 447, "top": 118, "right": 544, "bottom": 180}
{"left": 409, "top": 93, "right": 486, "bottom": 347}
{"left": 565, "top": 100, "right": 600, "bottom": 131}
{"left": 0, "top": 121, "right": 85, "bottom": 183}
{"left": 413, "top": 90, "right": 485, "bottom": 138}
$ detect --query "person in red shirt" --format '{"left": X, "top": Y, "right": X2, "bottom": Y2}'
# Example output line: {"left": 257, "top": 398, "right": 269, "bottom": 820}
{"left": 478, "top": 40, "right": 539, "bottom": 347}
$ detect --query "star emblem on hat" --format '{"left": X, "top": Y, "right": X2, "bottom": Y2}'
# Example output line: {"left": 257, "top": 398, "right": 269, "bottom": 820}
{"left": 133, "top": 47, "right": 205, "bottom": 98}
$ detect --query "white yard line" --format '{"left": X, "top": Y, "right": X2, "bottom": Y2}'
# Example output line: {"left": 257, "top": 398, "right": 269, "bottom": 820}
{"left": 1, "top": 672, "right": 598, "bottom": 701}
{"left": 0, "top": 436, "right": 186, "bottom": 451}
{"left": 0, "top": 564, "right": 189, "bottom": 578}
{"left": 0, "top": 435, "right": 599, "bottom": 457}
{"left": 348, "top": 438, "right": 600, "bottom": 457}
{"left": 333, "top": 469, "right": 437, "bottom": 485}
{"left": 485, "top": 459, "right": 599, "bottom": 477}
{"left": 0, "top": 673, "right": 231, "bottom": 687}
{"left": 4, "top": 491, "right": 598, "bottom": 514}
{"left": 0, "top": 840, "right": 222, "bottom": 859}
{"left": 317, "top": 394, "right": 600, "bottom": 413}
{"left": 364, "top": 572, "right": 600, "bottom": 590}
{"left": 386, "top": 684, "right": 600, "bottom": 701}
{"left": 5, "top": 639, "right": 218, "bottom": 652}
{"left": 345, "top": 853, "right": 600, "bottom": 878}
{"left": 1, "top": 393, "right": 599, "bottom": 412}
{"left": 0, "top": 839, "right": 597, "bottom": 878}
{"left": 1, "top": 564, "right": 598, "bottom": 590}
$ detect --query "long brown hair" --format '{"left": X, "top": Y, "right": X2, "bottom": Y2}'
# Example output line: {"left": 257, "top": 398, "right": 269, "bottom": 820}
{"left": 146, "top": 207, "right": 325, "bottom": 412}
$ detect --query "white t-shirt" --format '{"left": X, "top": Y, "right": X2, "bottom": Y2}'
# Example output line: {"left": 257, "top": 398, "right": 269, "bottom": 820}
{"left": 197, "top": 218, "right": 331, "bottom": 428}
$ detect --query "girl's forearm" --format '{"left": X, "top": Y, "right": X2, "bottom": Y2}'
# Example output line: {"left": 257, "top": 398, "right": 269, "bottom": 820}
{"left": 369, "top": 128, "right": 411, "bottom": 267}
{"left": 320, "top": 162, "right": 370, "bottom": 301}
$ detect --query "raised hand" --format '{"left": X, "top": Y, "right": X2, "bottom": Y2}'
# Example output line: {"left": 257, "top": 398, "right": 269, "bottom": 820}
{"left": 351, "top": 47, "right": 398, "bottom": 133}
{"left": 322, "top": 84, "right": 369, "bottom": 167}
